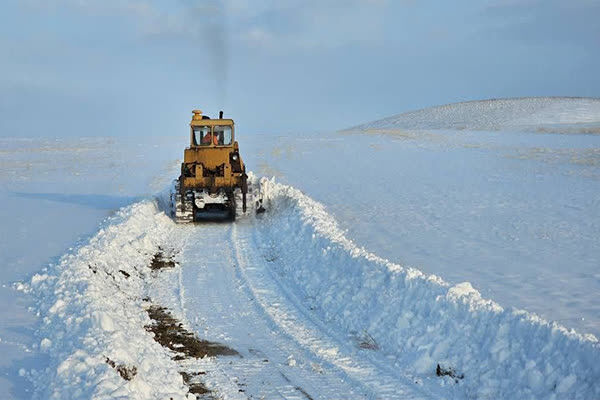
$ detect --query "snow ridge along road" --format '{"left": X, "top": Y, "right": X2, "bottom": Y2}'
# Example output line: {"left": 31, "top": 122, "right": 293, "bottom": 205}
{"left": 25, "top": 178, "right": 600, "bottom": 399}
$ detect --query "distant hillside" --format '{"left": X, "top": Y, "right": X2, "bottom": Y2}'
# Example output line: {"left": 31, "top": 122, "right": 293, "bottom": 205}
{"left": 347, "top": 97, "right": 600, "bottom": 133}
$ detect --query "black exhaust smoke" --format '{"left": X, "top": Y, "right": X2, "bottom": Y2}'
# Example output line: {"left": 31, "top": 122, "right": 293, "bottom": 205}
{"left": 198, "top": 2, "right": 229, "bottom": 106}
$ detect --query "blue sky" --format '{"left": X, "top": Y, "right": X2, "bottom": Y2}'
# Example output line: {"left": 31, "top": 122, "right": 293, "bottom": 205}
{"left": 1, "top": 0, "right": 599, "bottom": 136}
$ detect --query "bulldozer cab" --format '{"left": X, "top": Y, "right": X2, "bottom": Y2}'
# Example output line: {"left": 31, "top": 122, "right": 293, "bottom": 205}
{"left": 190, "top": 110, "right": 235, "bottom": 148}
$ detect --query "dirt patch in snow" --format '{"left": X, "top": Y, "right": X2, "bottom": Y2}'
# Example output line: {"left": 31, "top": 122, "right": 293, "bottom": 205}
{"left": 145, "top": 304, "right": 239, "bottom": 398}
{"left": 149, "top": 249, "right": 177, "bottom": 271}
{"left": 105, "top": 357, "right": 137, "bottom": 381}
{"left": 353, "top": 330, "right": 379, "bottom": 350}
{"left": 146, "top": 305, "right": 238, "bottom": 358}
{"left": 181, "top": 371, "right": 210, "bottom": 396}
{"left": 436, "top": 363, "right": 464, "bottom": 383}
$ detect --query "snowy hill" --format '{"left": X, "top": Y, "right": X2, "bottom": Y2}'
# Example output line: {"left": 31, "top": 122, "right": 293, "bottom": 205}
{"left": 347, "top": 97, "right": 600, "bottom": 133}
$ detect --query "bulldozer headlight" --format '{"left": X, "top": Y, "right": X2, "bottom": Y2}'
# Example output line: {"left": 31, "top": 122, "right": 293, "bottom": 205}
{"left": 232, "top": 154, "right": 239, "bottom": 161}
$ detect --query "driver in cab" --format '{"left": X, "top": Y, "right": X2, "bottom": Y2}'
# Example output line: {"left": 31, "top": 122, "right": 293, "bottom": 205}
{"left": 202, "top": 131, "right": 220, "bottom": 145}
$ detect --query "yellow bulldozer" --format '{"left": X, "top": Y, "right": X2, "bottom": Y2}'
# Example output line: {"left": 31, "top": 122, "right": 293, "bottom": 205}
{"left": 172, "top": 109, "right": 260, "bottom": 222}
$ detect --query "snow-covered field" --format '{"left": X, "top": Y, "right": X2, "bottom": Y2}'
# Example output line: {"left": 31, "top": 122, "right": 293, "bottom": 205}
{"left": 1, "top": 97, "right": 599, "bottom": 399}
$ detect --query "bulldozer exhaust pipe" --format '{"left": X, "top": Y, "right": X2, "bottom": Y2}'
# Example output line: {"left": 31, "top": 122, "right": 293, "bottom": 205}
{"left": 219, "top": 110, "right": 224, "bottom": 119}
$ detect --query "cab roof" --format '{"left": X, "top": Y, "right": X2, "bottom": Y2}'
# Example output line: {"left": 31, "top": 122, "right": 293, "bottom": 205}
{"left": 190, "top": 119, "right": 234, "bottom": 127}
{"left": 190, "top": 109, "right": 234, "bottom": 127}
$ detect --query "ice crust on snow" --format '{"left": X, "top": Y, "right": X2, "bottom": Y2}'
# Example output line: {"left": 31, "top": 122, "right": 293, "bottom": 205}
{"left": 256, "top": 177, "right": 600, "bottom": 400}
{"left": 347, "top": 97, "right": 600, "bottom": 133}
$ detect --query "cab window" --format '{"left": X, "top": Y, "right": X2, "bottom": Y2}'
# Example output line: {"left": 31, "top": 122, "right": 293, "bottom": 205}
{"left": 213, "top": 125, "right": 232, "bottom": 145}
{"left": 193, "top": 126, "right": 211, "bottom": 146}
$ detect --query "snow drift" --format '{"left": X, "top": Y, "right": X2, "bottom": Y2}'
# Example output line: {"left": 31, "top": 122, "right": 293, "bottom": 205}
{"left": 347, "top": 97, "right": 600, "bottom": 133}
{"left": 256, "top": 178, "right": 600, "bottom": 400}
{"left": 23, "top": 200, "right": 192, "bottom": 400}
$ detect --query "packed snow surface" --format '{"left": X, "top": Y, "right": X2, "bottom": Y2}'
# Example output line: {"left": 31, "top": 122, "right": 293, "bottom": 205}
{"left": 348, "top": 97, "right": 600, "bottom": 133}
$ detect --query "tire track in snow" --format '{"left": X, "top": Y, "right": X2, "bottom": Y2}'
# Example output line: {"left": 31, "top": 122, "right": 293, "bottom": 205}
{"left": 230, "top": 221, "right": 435, "bottom": 400}
{"left": 177, "top": 222, "right": 368, "bottom": 399}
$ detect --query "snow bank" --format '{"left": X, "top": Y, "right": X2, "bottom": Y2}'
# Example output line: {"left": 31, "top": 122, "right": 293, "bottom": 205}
{"left": 347, "top": 97, "right": 600, "bottom": 133}
{"left": 256, "top": 178, "right": 600, "bottom": 400}
{"left": 24, "top": 200, "right": 191, "bottom": 399}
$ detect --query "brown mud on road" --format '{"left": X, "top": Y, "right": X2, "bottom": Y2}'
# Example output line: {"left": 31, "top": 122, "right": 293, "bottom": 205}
{"left": 144, "top": 304, "right": 239, "bottom": 399}
{"left": 145, "top": 249, "right": 239, "bottom": 399}
{"left": 145, "top": 305, "right": 238, "bottom": 359}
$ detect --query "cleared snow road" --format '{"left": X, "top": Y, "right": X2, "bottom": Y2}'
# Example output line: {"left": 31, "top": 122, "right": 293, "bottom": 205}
{"left": 171, "top": 220, "right": 436, "bottom": 400}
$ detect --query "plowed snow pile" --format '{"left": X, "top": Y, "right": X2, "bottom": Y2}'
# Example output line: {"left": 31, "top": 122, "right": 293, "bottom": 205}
{"left": 348, "top": 97, "right": 600, "bottom": 133}
{"left": 23, "top": 201, "right": 192, "bottom": 400}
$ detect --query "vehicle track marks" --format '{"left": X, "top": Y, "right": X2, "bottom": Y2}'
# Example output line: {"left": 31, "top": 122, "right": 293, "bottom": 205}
{"left": 178, "top": 223, "right": 366, "bottom": 399}
{"left": 230, "top": 221, "right": 435, "bottom": 400}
